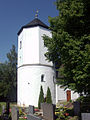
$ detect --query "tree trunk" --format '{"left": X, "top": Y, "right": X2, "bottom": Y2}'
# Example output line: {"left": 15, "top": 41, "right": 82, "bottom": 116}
{"left": 6, "top": 101, "right": 10, "bottom": 115}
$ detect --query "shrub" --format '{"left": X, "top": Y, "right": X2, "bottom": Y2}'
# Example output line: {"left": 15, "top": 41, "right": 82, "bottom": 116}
{"left": 38, "top": 86, "right": 44, "bottom": 109}
{"left": 77, "top": 96, "right": 90, "bottom": 112}
{"left": 56, "top": 107, "right": 70, "bottom": 120}
{"left": 46, "top": 87, "right": 52, "bottom": 104}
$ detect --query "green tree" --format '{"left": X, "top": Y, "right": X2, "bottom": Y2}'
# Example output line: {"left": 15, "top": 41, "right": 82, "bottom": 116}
{"left": 38, "top": 86, "right": 44, "bottom": 109}
{"left": 0, "top": 63, "right": 10, "bottom": 99}
{"left": 43, "top": 0, "right": 90, "bottom": 95}
{"left": 46, "top": 87, "right": 52, "bottom": 104}
{"left": 0, "top": 45, "right": 17, "bottom": 101}
{"left": 0, "top": 45, "right": 17, "bottom": 115}
{"left": 6, "top": 45, "right": 17, "bottom": 101}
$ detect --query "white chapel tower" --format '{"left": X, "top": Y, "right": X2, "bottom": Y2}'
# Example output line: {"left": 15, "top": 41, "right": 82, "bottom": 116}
{"left": 17, "top": 17, "right": 56, "bottom": 107}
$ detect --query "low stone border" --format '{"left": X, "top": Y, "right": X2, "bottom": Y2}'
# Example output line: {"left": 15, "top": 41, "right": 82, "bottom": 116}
{"left": 27, "top": 113, "right": 42, "bottom": 120}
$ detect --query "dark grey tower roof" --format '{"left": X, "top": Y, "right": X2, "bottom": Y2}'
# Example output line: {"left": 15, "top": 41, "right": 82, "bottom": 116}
{"left": 18, "top": 18, "right": 49, "bottom": 35}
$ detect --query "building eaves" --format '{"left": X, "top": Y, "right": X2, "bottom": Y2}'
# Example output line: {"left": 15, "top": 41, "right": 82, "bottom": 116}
{"left": 18, "top": 18, "right": 49, "bottom": 35}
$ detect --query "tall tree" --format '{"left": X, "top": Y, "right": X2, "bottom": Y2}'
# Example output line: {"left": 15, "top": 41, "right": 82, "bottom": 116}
{"left": 43, "top": 0, "right": 90, "bottom": 95}
{"left": 0, "top": 63, "right": 10, "bottom": 100}
{"left": 6, "top": 45, "right": 17, "bottom": 101}
{"left": 0, "top": 45, "right": 17, "bottom": 101}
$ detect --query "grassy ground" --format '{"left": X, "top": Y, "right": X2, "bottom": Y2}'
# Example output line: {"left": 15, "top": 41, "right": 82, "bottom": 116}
{"left": 0, "top": 101, "right": 79, "bottom": 120}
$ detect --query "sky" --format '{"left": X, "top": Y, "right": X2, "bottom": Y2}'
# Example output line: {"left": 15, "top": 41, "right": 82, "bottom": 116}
{"left": 0, "top": 0, "right": 58, "bottom": 63}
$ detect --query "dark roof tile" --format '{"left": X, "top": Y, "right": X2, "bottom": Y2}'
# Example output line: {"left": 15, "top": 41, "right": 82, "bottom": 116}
{"left": 18, "top": 18, "right": 49, "bottom": 35}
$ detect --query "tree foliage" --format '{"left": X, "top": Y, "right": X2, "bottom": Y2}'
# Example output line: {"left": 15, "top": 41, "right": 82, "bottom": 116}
{"left": 43, "top": 0, "right": 90, "bottom": 95}
{"left": 46, "top": 87, "right": 52, "bottom": 104}
{"left": 0, "top": 45, "right": 17, "bottom": 101}
{"left": 38, "top": 86, "right": 44, "bottom": 109}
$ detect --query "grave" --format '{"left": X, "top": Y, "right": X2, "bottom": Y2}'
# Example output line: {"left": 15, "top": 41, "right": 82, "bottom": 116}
{"left": 27, "top": 114, "right": 42, "bottom": 120}
{"left": 41, "top": 103, "right": 55, "bottom": 120}
{"left": 81, "top": 113, "right": 90, "bottom": 120}
{"left": 2, "top": 105, "right": 5, "bottom": 115}
{"left": 11, "top": 106, "right": 19, "bottom": 120}
{"left": 28, "top": 105, "right": 35, "bottom": 114}
{"left": 73, "top": 101, "right": 80, "bottom": 116}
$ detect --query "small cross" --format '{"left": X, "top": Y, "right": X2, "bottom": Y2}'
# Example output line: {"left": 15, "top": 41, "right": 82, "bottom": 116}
{"left": 35, "top": 10, "right": 39, "bottom": 18}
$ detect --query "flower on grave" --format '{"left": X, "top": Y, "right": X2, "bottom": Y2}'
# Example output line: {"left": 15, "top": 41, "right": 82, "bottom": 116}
{"left": 9, "top": 109, "right": 11, "bottom": 112}
{"left": 23, "top": 116, "right": 27, "bottom": 119}
{"left": 34, "top": 108, "right": 39, "bottom": 112}
{"left": 64, "top": 112, "right": 69, "bottom": 116}
{"left": 64, "top": 107, "right": 67, "bottom": 109}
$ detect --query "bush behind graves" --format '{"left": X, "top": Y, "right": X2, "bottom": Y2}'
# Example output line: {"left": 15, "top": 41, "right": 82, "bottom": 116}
{"left": 46, "top": 87, "right": 52, "bottom": 104}
{"left": 38, "top": 86, "right": 44, "bottom": 109}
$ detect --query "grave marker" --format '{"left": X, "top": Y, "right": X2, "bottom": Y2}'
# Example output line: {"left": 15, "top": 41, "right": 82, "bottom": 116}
{"left": 29, "top": 105, "right": 35, "bottom": 114}
{"left": 81, "top": 113, "right": 90, "bottom": 120}
{"left": 11, "top": 106, "right": 19, "bottom": 120}
{"left": 41, "top": 103, "right": 55, "bottom": 120}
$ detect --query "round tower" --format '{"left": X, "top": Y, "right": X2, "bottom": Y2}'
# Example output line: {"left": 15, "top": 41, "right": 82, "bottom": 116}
{"left": 17, "top": 18, "right": 56, "bottom": 107}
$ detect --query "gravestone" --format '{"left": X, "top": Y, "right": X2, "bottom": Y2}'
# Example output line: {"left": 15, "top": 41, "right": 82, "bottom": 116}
{"left": 11, "top": 106, "right": 19, "bottom": 120}
{"left": 29, "top": 105, "right": 35, "bottom": 114}
{"left": 81, "top": 113, "right": 90, "bottom": 120}
{"left": 2, "top": 105, "right": 5, "bottom": 115}
{"left": 73, "top": 101, "right": 80, "bottom": 116}
{"left": 27, "top": 114, "right": 42, "bottom": 120}
{"left": 41, "top": 103, "right": 55, "bottom": 120}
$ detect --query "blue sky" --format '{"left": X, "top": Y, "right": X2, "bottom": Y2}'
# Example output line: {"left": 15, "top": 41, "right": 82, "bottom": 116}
{"left": 0, "top": 0, "right": 58, "bottom": 63}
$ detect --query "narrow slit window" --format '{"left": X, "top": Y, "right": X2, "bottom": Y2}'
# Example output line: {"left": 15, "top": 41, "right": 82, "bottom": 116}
{"left": 20, "top": 41, "right": 22, "bottom": 49}
{"left": 41, "top": 74, "right": 44, "bottom": 82}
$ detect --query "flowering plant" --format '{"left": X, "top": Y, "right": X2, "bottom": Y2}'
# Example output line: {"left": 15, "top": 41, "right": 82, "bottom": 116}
{"left": 56, "top": 107, "right": 70, "bottom": 120}
{"left": 23, "top": 116, "right": 27, "bottom": 119}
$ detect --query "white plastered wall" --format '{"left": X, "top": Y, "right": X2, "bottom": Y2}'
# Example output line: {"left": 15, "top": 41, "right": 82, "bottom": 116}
{"left": 39, "top": 26, "right": 53, "bottom": 66}
{"left": 17, "top": 26, "right": 56, "bottom": 107}
{"left": 23, "top": 27, "right": 40, "bottom": 64}
{"left": 56, "top": 85, "right": 79, "bottom": 103}
{"left": 17, "top": 65, "right": 56, "bottom": 107}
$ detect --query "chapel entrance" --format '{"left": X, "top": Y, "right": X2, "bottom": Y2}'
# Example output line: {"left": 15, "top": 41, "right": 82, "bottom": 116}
{"left": 66, "top": 90, "right": 71, "bottom": 102}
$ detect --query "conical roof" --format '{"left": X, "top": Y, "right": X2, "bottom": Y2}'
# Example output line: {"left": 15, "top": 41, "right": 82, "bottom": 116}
{"left": 18, "top": 18, "right": 49, "bottom": 35}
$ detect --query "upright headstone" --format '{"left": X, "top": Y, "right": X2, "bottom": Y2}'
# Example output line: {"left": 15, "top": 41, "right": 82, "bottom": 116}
{"left": 2, "top": 105, "right": 5, "bottom": 115}
{"left": 11, "top": 106, "right": 19, "bottom": 120}
{"left": 28, "top": 105, "right": 35, "bottom": 114}
{"left": 81, "top": 113, "right": 90, "bottom": 120}
{"left": 41, "top": 103, "right": 55, "bottom": 120}
{"left": 73, "top": 101, "right": 80, "bottom": 116}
